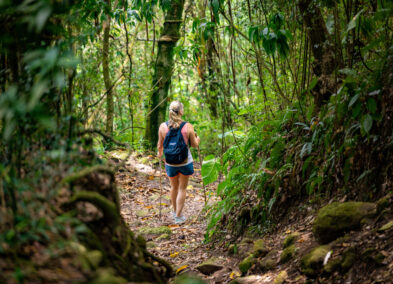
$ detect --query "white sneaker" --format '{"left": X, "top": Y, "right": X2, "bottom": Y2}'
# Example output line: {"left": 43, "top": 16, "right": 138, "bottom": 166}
{"left": 174, "top": 216, "right": 187, "bottom": 224}
{"left": 172, "top": 211, "right": 176, "bottom": 219}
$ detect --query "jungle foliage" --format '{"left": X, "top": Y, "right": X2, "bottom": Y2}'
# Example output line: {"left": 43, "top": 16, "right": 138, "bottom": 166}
{"left": 0, "top": 0, "right": 393, "bottom": 281}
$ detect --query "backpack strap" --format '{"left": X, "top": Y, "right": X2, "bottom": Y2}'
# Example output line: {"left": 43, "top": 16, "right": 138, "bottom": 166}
{"left": 179, "top": 121, "right": 187, "bottom": 130}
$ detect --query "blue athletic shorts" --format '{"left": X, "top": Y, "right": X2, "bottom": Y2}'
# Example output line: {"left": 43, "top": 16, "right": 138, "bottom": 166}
{"left": 165, "top": 162, "right": 194, "bottom": 178}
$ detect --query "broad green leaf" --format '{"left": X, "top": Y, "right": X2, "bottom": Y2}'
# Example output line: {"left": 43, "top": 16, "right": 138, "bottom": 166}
{"left": 351, "top": 102, "right": 362, "bottom": 118}
{"left": 346, "top": 8, "right": 364, "bottom": 32}
{"left": 201, "top": 155, "right": 219, "bottom": 185}
{"left": 348, "top": 94, "right": 359, "bottom": 108}
{"left": 362, "top": 114, "right": 373, "bottom": 133}
{"left": 367, "top": 98, "right": 377, "bottom": 113}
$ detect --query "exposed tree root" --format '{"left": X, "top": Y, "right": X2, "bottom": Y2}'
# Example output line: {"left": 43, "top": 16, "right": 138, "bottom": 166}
{"left": 61, "top": 163, "right": 171, "bottom": 283}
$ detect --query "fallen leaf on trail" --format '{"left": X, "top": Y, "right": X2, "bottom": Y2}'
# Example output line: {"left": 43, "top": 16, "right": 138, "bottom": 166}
{"left": 170, "top": 251, "right": 179, "bottom": 258}
{"left": 176, "top": 265, "right": 188, "bottom": 274}
{"left": 297, "top": 238, "right": 305, "bottom": 243}
{"left": 168, "top": 224, "right": 180, "bottom": 228}
{"left": 187, "top": 185, "right": 193, "bottom": 190}
{"left": 144, "top": 205, "right": 153, "bottom": 209}
{"left": 158, "top": 203, "right": 169, "bottom": 206}
{"left": 230, "top": 271, "right": 241, "bottom": 279}
{"left": 148, "top": 176, "right": 155, "bottom": 180}
{"left": 286, "top": 229, "right": 291, "bottom": 234}
{"left": 188, "top": 194, "right": 195, "bottom": 198}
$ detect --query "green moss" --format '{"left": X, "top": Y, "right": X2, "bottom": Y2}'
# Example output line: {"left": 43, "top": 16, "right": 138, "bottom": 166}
{"left": 228, "top": 244, "right": 237, "bottom": 255}
{"left": 136, "top": 210, "right": 149, "bottom": 217}
{"left": 377, "top": 193, "right": 392, "bottom": 213}
{"left": 274, "top": 271, "right": 288, "bottom": 284}
{"left": 157, "top": 233, "right": 170, "bottom": 241}
{"left": 84, "top": 250, "right": 102, "bottom": 269}
{"left": 301, "top": 245, "right": 330, "bottom": 276}
{"left": 283, "top": 232, "right": 300, "bottom": 248}
{"left": 172, "top": 275, "right": 205, "bottom": 284}
{"left": 324, "top": 258, "right": 341, "bottom": 273}
{"left": 138, "top": 226, "right": 172, "bottom": 236}
{"left": 196, "top": 257, "right": 223, "bottom": 275}
{"left": 341, "top": 249, "right": 356, "bottom": 271}
{"left": 91, "top": 268, "right": 127, "bottom": 284}
{"left": 252, "top": 239, "right": 267, "bottom": 257}
{"left": 378, "top": 220, "right": 393, "bottom": 232}
{"left": 136, "top": 235, "right": 147, "bottom": 249}
{"left": 259, "top": 249, "right": 277, "bottom": 271}
{"left": 146, "top": 241, "right": 156, "bottom": 249}
{"left": 109, "top": 150, "right": 129, "bottom": 161}
{"left": 313, "top": 202, "right": 377, "bottom": 243}
{"left": 239, "top": 254, "right": 256, "bottom": 274}
{"left": 69, "top": 191, "right": 120, "bottom": 225}
{"left": 280, "top": 244, "right": 296, "bottom": 263}
{"left": 259, "top": 258, "right": 276, "bottom": 271}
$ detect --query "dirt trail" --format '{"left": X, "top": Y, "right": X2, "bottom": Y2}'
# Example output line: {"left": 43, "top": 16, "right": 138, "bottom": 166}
{"left": 113, "top": 151, "right": 235, "bottom": 283}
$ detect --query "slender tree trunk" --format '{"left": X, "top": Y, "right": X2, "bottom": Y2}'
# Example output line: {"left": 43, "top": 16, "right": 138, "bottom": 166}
{"left": 205, "top": 8, "right": 220, "bottom": 118}
{"left": 298, "top": 0, "right": 338, "bottom": 108}
{"left": 145, "top": 0, "right": 185, "bottom": 148}
{"left": 103, "top": 0, "right": 114, "bottom": 136}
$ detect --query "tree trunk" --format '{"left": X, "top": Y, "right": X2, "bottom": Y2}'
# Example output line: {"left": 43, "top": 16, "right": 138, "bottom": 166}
{"left": 298, "top": 0, "right": 338, "bottom": 108}
{"left": 103, "top": 0, "right": 114, "bottom": 136}
{"left": 145, "top": 0, "right": 185, "bottom": 148}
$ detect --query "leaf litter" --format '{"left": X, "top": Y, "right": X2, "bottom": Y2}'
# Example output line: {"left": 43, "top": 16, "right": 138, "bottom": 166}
{"left": 115, "top": 152, "right": 230, "bottom": 282}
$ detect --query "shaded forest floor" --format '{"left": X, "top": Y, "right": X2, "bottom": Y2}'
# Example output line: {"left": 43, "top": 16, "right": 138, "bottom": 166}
{"left": 108, "top": 150, "right": 393, "bottom": 284}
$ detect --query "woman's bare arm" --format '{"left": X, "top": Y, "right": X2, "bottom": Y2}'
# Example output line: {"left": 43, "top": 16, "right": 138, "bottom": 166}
{"left": 188, "top": 123, "right": 200, "bottom": 148}
{"left": 157, "top": 124, "right": 165, "bottom": 157}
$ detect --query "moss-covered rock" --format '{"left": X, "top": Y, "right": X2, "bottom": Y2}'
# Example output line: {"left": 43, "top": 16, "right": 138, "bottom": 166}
{"left": 274, "top": 271, "right": 288, "bottom": 284}
{"left": 258, "top": 250, "right": 277, "bottom": 271}
{"left": 259, "top": 258, "right": 276, "bottom": 271}
{"left": 239, "top": 254, "right": 256, "bottom": 274}
{"left": 313, "top": 202, "right": 377, "bottom": 243}
{"left": 196, "top": 257, "right": 223, "bottom": 275}
{"left": 280, "top": 244, "right": 296, "bottom": 263}
{"left": 138, "top": 226, "right": 172, "bottom": 236}
{"left": 301, "top": 245, "right": 330, "bottom": 277}
{"left": 252, "top": 239, "right": 268, "bottom": 257}
{"left": 378, "top": 220, "right": 393, "bottom": 232}
{"left": 341, "top": 249, "right": 356, "bottom": 271}
{"left": 324, "top": 258, "right": 341, "bottom": 274}
{"left": 283, "top": 232, "right": 300, "bottom": 248}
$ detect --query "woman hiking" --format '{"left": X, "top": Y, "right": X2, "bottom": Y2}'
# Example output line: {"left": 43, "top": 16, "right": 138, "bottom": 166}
{"left": 157, "top": 101, "right": 200, "bottom": 224}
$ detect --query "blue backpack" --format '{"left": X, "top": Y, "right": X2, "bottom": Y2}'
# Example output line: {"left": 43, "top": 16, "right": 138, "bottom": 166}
{"left": 163, "top": 121, "right": 188, "bottom": 164}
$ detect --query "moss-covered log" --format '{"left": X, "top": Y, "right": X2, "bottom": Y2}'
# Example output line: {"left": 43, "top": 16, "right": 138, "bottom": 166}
{"left": 62, "top": 165, "right": 172, "bottom": 282}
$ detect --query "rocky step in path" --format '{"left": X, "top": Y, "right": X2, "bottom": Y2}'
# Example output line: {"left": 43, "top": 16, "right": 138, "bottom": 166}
{"left": 110, "top": 150, "right": 393, "bottom": 284}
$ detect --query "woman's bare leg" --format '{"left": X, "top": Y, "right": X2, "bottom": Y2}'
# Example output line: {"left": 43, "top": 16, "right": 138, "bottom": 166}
{"left": 176, "top": 174, "right": 189, "bottom": 217}
{"left": 169, "top": 176, "right": 179, "bottom": 214}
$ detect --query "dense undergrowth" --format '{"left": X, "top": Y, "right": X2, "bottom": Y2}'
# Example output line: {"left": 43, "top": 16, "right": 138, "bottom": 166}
{"left": 205, "top": 13, "right": 393, "bottom": 240}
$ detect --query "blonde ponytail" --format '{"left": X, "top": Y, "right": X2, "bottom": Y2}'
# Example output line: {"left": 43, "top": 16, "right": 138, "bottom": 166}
{"left": 168, "top": 101, "right": 184, "bottom": 129}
